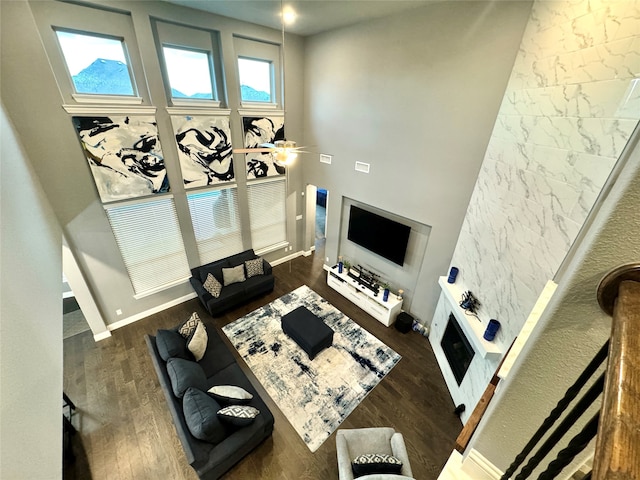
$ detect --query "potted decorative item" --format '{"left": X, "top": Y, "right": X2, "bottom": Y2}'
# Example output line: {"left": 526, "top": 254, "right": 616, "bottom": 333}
{"left": 343, "top": 259, "right": 351, "bottom": 273}
{"left": 381, "top": 282, "right": 390, "bottom": 302}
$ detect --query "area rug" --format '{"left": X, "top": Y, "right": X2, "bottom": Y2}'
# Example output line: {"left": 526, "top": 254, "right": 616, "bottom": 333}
{"left": 222, "top": 285, "right": 401, "bottom": 452}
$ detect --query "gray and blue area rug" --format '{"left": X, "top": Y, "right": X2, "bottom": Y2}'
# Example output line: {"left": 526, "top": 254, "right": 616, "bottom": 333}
{"left": 222, "top": 285, "right": 401, "bottom": 452}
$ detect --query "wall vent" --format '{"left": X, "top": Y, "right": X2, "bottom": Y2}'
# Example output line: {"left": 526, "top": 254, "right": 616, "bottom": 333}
{"left": 354, "top": 161, "right": 370, "bottom": 173}
{"left": 319, "top": 154, "right": 332, "bottom": 164}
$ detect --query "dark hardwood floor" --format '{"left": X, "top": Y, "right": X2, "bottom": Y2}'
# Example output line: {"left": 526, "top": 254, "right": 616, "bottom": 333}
{"left": 63, "top": 243, "right": 462, "bottom": 479}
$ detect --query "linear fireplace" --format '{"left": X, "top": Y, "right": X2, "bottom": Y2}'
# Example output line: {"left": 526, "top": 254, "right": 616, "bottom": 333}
{"left": 441, "top": 313, "right": 475, "bottom": 385}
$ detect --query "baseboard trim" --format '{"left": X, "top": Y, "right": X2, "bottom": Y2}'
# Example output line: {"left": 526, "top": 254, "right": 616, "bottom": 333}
{"left": 106, "top": 292, "right": 198, "bottom": 332}
{"left": 462, "top": 449, "right": 503, "bottom": 480}
{"left": 271, "top": 250, "right": 305, "bottom": 266}
{"left": 93, "top": 330, "right": 112, "bottom": 342}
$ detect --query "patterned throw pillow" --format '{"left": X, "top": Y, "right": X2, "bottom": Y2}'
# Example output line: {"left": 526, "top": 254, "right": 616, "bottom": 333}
{"left": 244, "top": 258, "right": 264, "bottom": 278}
{"left": 216, "top": 405, "right": 260, "bottom": 427}
{"left": 179, "top": 312, "right": 200, "bottom": 339}
{"left": 208, "top": 385, "right": 253, "bottom": 404}
{"left": 352, "top": 453, "right": 403, "bottom": 478}
{"left": 203, "top": 273, "right": 222, "bottom": 298}
{"left": 187, "top": 319, "right": 208, "bottom": 362}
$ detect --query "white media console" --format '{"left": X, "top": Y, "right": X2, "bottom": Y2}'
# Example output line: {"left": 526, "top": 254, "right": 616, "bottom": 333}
{"left": 324, "top": 264, "right": 403, "bottom": 327}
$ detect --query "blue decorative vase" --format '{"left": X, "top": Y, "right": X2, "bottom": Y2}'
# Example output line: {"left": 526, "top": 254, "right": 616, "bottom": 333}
{"left": 448, "top": 267, "right": 459, "bottom": 283}
{"left": 483, "top": 319, "right": 500, "bottom": 341}
{"left": 383, "top": 288, "right": 389, "bottom": 302}
{"left": 338, "top": 261, "right": 343, "bottom": 273}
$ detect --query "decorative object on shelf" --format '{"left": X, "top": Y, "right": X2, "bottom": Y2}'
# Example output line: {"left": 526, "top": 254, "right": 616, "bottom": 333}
{"left": 338, "top": 256, "right": 343, "bottom": 274}
{"left": 343, "top": 259, "right": 351, "bottom": 272}
{"left": 448, "top": 266, "right": 459, "bottom": 284}
{"left": 459, "top": 290, "right": 480, "bottom": 314}
{"left": 381, "top": 283, "right": 390, "bottom": 302}
{"left": 483, "top": 319, "right": 500, "bottom": 341}
{"left": 411, "top": 319, "right": 429, "bottom": 337}
{"left": 396, "top": 289, "right": 404, "bottom": 300}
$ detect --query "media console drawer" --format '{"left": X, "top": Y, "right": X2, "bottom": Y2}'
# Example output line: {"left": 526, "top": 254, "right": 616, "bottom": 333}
{"left": 325, "top": 266, "right": 402, "bottom": 327}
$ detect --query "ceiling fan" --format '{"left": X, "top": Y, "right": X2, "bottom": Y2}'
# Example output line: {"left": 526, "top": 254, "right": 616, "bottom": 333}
{"left": 233, "top": 140, "right": 309, "bottom": 166}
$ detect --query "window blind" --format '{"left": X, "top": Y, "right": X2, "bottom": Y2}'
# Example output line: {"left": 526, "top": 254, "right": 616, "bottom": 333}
{"left": 105, "top": 197, "right": 190, "bottom": 297}
{"left": 247, "top": 178, "right": 286, "bottom": 251}
{"left": 187, "top": 187, "right": 243, "bottom": 264}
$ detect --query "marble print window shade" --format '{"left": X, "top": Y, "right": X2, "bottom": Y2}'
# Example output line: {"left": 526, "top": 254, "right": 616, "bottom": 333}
{"left": 243, "top": 116, "right": 286, "bottom": 179}
{"left": 171, "top": 115, "right": 234, "bottom": 188}
{"left": 72, "top": 116, "right": 169, "bottom": 203}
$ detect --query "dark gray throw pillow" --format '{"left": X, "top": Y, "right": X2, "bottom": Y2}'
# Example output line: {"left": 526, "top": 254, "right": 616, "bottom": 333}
{"left": 156, "top": 329, "right": 192, "bottom": 362}
{"left": 182, "top": 387, "right": 227, "bottom": 444}
{"left": 166, "top": 357, "right": 208, "bottom": 398}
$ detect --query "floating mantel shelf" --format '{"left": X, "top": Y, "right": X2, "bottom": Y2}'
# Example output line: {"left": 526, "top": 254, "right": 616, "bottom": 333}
{"left": 438, "top": 276, "right": 503, "bottom": 359}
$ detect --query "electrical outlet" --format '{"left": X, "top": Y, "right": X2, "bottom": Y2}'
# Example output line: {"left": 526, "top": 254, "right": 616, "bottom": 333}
{"left": 326, "top": 257, "right": 329, "bottom": 262}
{"left": 116, "top": 309, "right": 122, "bottom": 316}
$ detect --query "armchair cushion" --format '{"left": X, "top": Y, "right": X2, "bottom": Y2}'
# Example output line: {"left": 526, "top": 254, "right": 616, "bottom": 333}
{"left": 336, "top": 428, "right": 414, "bottom": 480}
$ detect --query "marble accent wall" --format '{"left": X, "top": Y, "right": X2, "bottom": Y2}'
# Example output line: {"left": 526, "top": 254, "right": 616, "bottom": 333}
{"left": 431, "top": 0, "right": 640, "bottom": 418}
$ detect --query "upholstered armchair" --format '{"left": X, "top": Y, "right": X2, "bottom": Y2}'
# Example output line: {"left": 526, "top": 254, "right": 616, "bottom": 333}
{"left": 336, "top": 427, "right": 414, "bottom": 479}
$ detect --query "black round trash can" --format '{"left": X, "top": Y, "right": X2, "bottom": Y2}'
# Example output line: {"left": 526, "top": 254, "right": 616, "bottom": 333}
{"left": 395, "top": 312, "right": 413, "bottom": 333}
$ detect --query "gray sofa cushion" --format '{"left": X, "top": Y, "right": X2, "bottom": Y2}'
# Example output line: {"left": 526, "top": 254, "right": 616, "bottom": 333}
{"left": 156, "top": 329, "right": 192, "bottom": 361}
{"left": 167, "top": 357, "right": 208, "bottom": 398}
{"left": 183, "top": 387, "right": 227, "bottom": 445}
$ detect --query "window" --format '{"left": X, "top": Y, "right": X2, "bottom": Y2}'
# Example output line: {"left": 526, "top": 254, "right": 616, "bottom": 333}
{"left": 105, "top": 197, "right": 190, "bottom": 298}
{"left": 163, "top": 46, "right": 214, "bottom": 100}
{"left": 187, "top": 187, "right": 243, "bottom": 264}
{"left": 238, "top": 57, "right": 272, "bottom": 103}
{"left": 247, "top": 178, "right": 287, "bottom": 252}
{"left": 234, "top": 36, "right": 281, "bottom": 108}
{"left": 55, "top": 29, "right": 135, "bottom": 96}
{"left": 151, "top": 20, "right": 224, "bottom": 106}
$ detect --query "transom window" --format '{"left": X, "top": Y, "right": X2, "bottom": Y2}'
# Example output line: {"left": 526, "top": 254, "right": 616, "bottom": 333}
{"left": 238, "top": 57, "right": 272, "bottom": 103}
{"left": 55, "top": 29, "right": 135, "bottom": 96}
{"left": 163, "top": 45, "right": 215, "bottom": 100}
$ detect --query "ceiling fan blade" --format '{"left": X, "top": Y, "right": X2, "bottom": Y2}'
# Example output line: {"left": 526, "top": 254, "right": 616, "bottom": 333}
{"left": 232, "top": 147, "right": 275, "bottom": 154}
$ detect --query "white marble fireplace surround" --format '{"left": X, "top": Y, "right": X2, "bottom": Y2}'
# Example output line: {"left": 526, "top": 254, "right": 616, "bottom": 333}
{"left": 429, "top": 282, "right": 503, "bottom": 425}
{"left": 430, "top": 0, "right": 640, "bottom": 421}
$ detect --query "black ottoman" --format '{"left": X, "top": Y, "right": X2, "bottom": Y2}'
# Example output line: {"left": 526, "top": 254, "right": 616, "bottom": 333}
{"left": 281, "top": 306, "right": 334, "bottom": 360}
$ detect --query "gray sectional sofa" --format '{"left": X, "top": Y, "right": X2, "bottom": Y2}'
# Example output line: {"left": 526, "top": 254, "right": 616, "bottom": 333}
{"left": 190, "top": 249, "right": 274, "bottom": 317}
{"left": 145, "top": 320, "right": 274, "bottom": 480}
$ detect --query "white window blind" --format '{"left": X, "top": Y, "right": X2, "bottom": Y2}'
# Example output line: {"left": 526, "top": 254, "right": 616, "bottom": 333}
{"left": 187, "top": 187, "right": 243, "bottom": 264}
{"left": 247, "top": 178, "right": 286, "bottom": 251}
{"left": 105, "top": 197, "right": 190, "bottom": 297}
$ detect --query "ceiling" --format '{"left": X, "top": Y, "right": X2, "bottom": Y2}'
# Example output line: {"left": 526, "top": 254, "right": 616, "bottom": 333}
{"left": 163, "top": 0, "right": 435, "bottom": 37}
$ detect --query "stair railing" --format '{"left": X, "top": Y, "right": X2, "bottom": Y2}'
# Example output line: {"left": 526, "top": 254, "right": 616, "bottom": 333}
{"left": 498, "top": 263, "right": 640, "bottom": 479}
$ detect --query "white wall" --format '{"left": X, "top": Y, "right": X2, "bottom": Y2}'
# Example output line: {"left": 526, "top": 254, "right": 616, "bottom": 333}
{"left": 0, "top": 104, "right": 63, "bottom": 478}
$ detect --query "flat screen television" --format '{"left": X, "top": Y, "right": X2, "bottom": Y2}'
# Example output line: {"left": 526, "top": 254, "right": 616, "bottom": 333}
{"left": 347, "top": 205, "right": 411, "bottom": 266}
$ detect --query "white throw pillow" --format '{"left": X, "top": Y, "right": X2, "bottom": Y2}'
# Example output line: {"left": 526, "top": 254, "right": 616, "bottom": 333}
{"left": 187, "top": 319, "right": 208, "bottom": 361}
{"left": 222, "top": 264, "right": 246, "bottom": 286}
{"left": 207, "top": 385, "right": 254, "bottom": 404}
